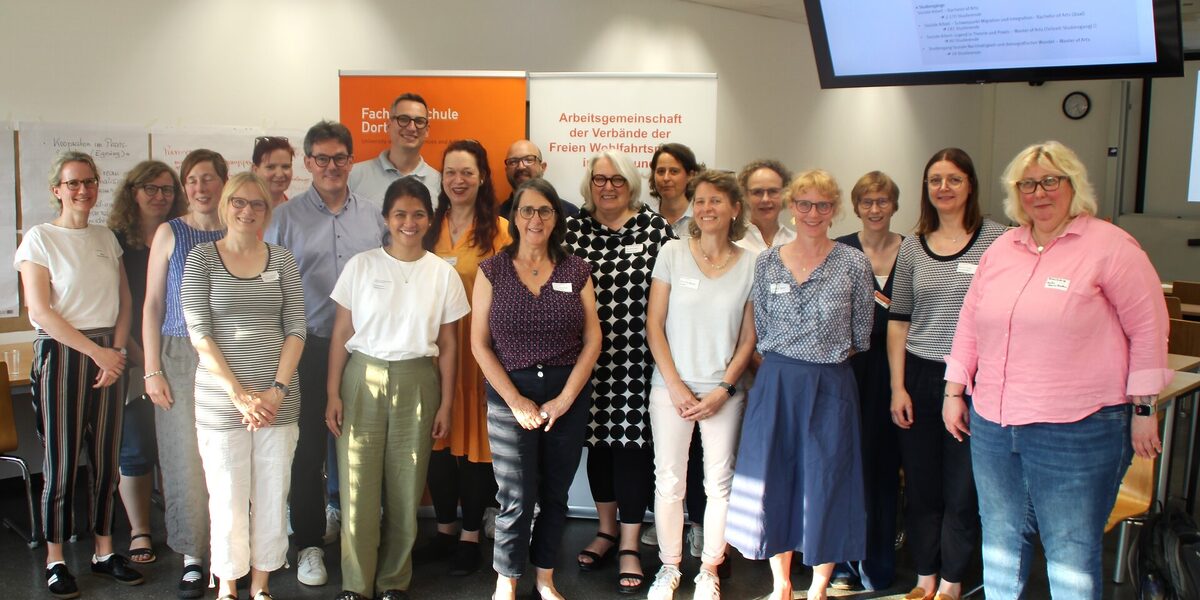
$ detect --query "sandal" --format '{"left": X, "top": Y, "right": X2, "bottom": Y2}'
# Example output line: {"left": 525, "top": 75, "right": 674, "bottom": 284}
{"left": 128, "top": 533, "right": 156, "bottom": 564}
{"left": 577, "top": 531, "right": 617, "bottom": 571}
{"left": 616, "top": 549, "right": 645, "bottom": 595}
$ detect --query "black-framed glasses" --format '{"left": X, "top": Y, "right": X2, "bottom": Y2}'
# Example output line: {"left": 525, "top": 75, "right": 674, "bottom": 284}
{"left": 857, "top": 197, "right": 892, "bottom": 210}
{"left": 505, "top": 155, "right": 540, "bottom": 168}
{"left": 926, "top": 175, "right": 966, "bottom": 189}
{"left": 591, "top": 174, "right": 628, "bottom": 188}
{"left": 517, "top": 205, "right": 556, "bottom": 220}
{"left": 254, "top": 135, "right": 289, "bottom": 146}
{"left": 1016, "top": 175, "right": 1066, "bottom": 194}
{"left": 391, "top": 115, "right": 429, "bottom": 130}
{"left": 58, "top": 178, "right": 99, "bottom": 191}
{"left": 138, "top": 183, "right": 176, "bottom": 198}
{"left": 230, "top": 197, "right": 269, "bottom": 212}
{"left": 748, "top": 187, "right": 783, "bottom": 200}
{"left": 309, "top": 154, "right": 351, "bottom": 167}
{"left": 792, "top": 199, "right": 834, "bottom": 214}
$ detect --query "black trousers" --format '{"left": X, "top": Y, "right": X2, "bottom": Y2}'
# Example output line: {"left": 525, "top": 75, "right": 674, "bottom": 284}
{"left": 289, "top": 333, "right": 331, "bottom": 548}
{"left": 587, "top": 443, "right": 654, "bottom": 525}
{"left": 488, "top": 365, "right": 590, "bottom": 577}
{"left": 896, "top": 353, "right": 979, "bottom": 582}
{"left": 426, "top": 449, "right": 495, "bottom": 532}
{"left": 685, "top": 427, "right": 706, "bottom": 524}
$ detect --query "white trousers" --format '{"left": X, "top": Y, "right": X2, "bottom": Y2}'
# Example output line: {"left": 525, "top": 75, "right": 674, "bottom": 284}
{"left": 648, "top": 385, "right": 745, "bottom": 565}
{"left": 197, "top": 423, "right": 299, "bottom": 580}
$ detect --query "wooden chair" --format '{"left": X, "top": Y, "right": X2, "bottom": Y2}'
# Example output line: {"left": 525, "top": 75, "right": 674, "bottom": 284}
{"left": 1173, "top": 280, "right": 1200, "bottom": 304}
{"left": 1169, "top": 318, "right": 1200, "bottom": 357}
{"left": 1166, "top": 295, "right": 1183, "bottom": 320}
{"left": 0, "top": 362, "right": 39, "bottom": 548}
{"left": 1108, "top": 405, "right": 1168, "bottom": 582}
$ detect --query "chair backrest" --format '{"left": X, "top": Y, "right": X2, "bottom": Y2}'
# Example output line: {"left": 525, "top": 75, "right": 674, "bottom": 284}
{"left": 1166, "top": 296, "right": 1183, "bottom": 320}
{"left": 1170, "top": 318, "right": 1200, "bottom": 357}
{"left": 1173, "top": 281, "right": 1200, "bottom": 304}
{"left": 0, "top": 364, "right": 17, "bottom": 454}
{"left": 1107, "top": 455, "right": 1155, "bottom": 531}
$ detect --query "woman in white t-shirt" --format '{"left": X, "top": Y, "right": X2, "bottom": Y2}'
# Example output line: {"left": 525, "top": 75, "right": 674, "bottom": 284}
{"left": 325, "top": 177, "right": 470, "bottom": 600}
{"left": 14, "top": 151, "right": 143, "bottom": 598}
{"left": 645, "top": 170, "right": 758, "bottom": 600}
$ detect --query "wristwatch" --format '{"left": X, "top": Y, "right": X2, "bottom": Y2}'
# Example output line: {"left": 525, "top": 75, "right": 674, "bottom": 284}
{"left": 1133, "top": 403, "right": 1154, "bottom": 417}
{"left": 716, "top": 382, "right": 736, "bottom": 396}
{"left": 271, "top": 381, "right": 289, "bottom": 397}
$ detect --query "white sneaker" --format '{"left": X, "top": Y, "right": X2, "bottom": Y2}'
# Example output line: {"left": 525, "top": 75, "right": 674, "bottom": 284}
{"left": 688, "top": 525, "right": 704, "bottom": 558}
{"left": 640, "top": 523, "right": 659, "bottom": 546}
{"left": 692, "top": 569, "right": 721, "bottom": 600}
{"left": 647, "top": 564, "right": 681, "bottom": 600}
{"left": 322, "top": 505, "right": 341, "bottom": 546}
{"left": 296, "top": 546, "right": 327, "bottom": 586}
{"left": 483, "top": 506, "right": 499, "bottom": 540}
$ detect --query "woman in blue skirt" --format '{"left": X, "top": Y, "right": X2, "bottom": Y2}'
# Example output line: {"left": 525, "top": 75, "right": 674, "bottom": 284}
{"left": 726, "top": 169, "right": 875, "bottom": 600}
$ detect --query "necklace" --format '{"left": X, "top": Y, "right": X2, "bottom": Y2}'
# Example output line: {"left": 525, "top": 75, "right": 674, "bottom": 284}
{"left": 519, "top": 256, "right": 549, "bottom": 277}
{"left": 700, "top": 245, "right": 734, "bottom": 270}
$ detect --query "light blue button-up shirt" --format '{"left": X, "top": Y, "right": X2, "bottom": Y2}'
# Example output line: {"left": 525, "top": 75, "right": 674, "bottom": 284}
{"left": 347, "top": 150, "right": 441, "bottom": 206}
{"left": 264, "top": 186, "right": 387, "bottom": 337}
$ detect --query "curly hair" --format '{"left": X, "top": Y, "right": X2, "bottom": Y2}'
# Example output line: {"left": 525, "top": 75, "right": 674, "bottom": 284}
{"left": 108, "top": 161, "right": 186, "bottom": 249}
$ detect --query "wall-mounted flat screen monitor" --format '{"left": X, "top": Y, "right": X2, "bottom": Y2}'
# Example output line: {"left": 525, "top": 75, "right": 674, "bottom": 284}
{"left": 805, "top": 1, "right": 1184, "bottom": 88}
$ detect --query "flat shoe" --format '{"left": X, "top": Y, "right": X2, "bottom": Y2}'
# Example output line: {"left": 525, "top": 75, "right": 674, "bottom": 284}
{"left": 128, "top": 533, "right": 156, "bottom": 564}
{"left": 577, "top": 531, "right": 617, "bottom": 571}
{"left": 904, "top": 587, "right": 934, "bottom": 600}
{"left": 90, "top": 554, "right": 145, "bottom": 586}
{"left": 616, "top": 549, "right": 645, "bottom": 595}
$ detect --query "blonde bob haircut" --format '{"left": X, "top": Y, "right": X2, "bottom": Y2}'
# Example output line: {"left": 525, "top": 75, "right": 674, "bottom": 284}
{"left": 579, "top": 150, "right": 642, "bottom": 214}
{"left": 685, "top": 169, "right": 749, "bottom": 241}
{"left": 788, "top": 168, "right": 843, "bottom": 219}
{"left": 1001, "top": 141, "right": 1097, "bottom": 226}
{"left": 217, "top": 172, "right": 274, "bottom": 230}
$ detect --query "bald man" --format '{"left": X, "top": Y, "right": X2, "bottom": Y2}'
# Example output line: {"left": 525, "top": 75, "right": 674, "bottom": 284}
{"left": 498, "top": 140, "right": 579, "bottom": 218}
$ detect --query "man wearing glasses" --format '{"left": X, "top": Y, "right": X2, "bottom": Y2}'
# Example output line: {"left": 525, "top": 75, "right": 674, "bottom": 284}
{"left": 265, "top": 120, "right": 388, "bottom": 589}
{"left": 349, "top": 92, "right": 441, "bottom": 204}
{"left": 497, "top": 139, "right": 579, "bottom": 218}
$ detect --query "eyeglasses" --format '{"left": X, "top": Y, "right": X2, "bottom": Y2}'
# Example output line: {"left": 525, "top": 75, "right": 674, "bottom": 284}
{"left": 138, "top": 183, "right": 176, "bottom": 198}
{"left": 59, "top": 178, "right": 99, "bottom": 191}
{"left": 391, "top": 115, "right": 429, "bottom": 130}
{"left": 857, "top": 198, "right": 892, "bottom": 210}
{"left": 748, "top": 187, "right": 783, "bottom": 200}
{"left": 517, "top": 205, "right": 556, "bottom": 220}
{"left": 591, "top": 174, "right": 628, "bottom": 188}
{"left": 926, "top": 175, "right": 966, "bottom": 190}
{"left": 504, "top": 155, "right": 541, "bottom": 168}
{"left": 254, "top": 135, "right": 288, "bottom": 147}
{"left": 1015, "top": 175, "right": 1066, "bottom": 194}
{"left": 309, "top": 154, "right": 351, "bottom": 167}
{"left": 229, "top": 197, "right": 269, "bottom": 212}
{"left": 792, "top": 200, "right": 835, "bottom": 214}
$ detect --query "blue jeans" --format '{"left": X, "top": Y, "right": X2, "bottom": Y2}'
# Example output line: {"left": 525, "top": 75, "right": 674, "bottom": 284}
{"left": 970, "top": 405, "right": 1132, "bottom": 600}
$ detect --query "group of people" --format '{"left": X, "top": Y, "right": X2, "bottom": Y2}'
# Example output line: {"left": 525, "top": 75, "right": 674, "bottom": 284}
{"left": 13, "top": 89, "right": 1171, "bottom": 600}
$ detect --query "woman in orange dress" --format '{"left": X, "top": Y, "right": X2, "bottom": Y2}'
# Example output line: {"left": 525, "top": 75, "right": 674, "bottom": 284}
{"left": 414, "top": 139, "right": 512, "bottom": 576}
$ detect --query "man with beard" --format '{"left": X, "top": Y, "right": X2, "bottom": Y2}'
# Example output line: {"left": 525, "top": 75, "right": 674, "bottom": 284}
{"left": 498, "top": 140, "right": 579, "bottom": 218}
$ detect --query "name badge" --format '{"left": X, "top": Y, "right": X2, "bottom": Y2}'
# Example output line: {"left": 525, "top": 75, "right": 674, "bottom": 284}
{"left": 372, "top": 278, "right": 391, "bottom": 290}
{"left": 1045, "top": 277, "right": 1070, "bottom": 291}
{"left": 443, "top": 256, "right": 458, "bottom": 266}
{"left": 770, "top": 282, "right": 791, "bottom": 295}
{"left": 261, "top": 271, "right": 280, "bottom": 282}
{"left": 956, "top": 262, "right": 977, "bottom": 275}
{"left": 623, "top": 243, "right": 644, "bottom": 255}
{"left": 95, "top": 250, "right": 108, "bottom": 259}
{"left": 678, "top": 277, "right": 700, "bottom": 290}
{"left": 552, "top": 282, "right": 573, "bottom": 293}
{"left": 874, "top": 290, "right": 891, "bottom": 309}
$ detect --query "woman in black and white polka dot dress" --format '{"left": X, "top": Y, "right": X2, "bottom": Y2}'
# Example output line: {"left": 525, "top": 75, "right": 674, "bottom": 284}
{"left": 564, "top": 150, "right": 675, "bottom": 594}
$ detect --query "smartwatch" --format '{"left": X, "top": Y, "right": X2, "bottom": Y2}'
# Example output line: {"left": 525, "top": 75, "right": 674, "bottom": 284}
{"left": 1133, "top": 403, "right": 1154, "bottom": 417}
{"left": 271, "top": 381, "right": 289, "bottom": 397}
{"left": 716, "top": 382, "right": 736, "bottom": 396}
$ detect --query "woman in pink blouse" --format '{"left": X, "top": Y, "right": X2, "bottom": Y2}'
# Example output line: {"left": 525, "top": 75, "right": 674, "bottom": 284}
{"left": 943, "top": 141, "right": 1171, "bottom": 599}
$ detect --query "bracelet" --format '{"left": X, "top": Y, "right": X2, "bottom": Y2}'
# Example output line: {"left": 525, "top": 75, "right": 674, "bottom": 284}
{"left": 143, "top": 370, "right": 164, "bottom": 381}
{"left": 944, "top": 393, "right": 964, "bottom": 398}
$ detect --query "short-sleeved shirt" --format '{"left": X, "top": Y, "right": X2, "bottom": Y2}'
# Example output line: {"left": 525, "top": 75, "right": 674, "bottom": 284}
{"left": 650, "top": 239, "right": 757, "bottom": 393}
{"left": 181, "top": 242, "right": 307, "bottom": 431}
{"left": 14, "top": 223, "right": 123, "bottom": 330}
{"left": 752, "top": 243, "right": 875, "bottom": 364}
{"left": 330, "top": 248, "right": 470, "bottom": 361}
{"left": 264, "top": 186, "right": 388, "bottom": 338}
{"left": 348, "top": 150, "right": 441, "bottom": 206}
{"left": 735, "top": 223, "right": 796, "bottom": 253}
{"left": 162, "top": 218, "right": 225, "bottom": 337}
{"left": 889, "top": 219, "right": 1007, "bottom": 361}
{"left": 479, "top": 253, "right": 592, "bottom": 372}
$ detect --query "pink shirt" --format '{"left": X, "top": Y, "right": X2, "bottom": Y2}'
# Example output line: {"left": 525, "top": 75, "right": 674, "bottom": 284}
{"left": 944, "top": 215, "right": 1172, "bottom": 426}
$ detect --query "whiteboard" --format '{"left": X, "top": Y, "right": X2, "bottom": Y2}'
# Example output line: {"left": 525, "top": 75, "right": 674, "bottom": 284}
{"left": 0, "top": 125, "right": 17, "bottom": 317}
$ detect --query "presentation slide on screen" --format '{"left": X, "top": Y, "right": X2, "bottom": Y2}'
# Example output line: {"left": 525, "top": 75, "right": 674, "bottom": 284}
{"left": 1188, "top": 77, "right": 1200, "bottom": 204}
{"left": 821, "top": 0, "right": 1157, "bottom": 75}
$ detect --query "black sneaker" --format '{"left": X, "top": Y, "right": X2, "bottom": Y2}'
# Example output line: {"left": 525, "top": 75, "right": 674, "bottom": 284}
{"left": 447, "top": 540, "right": 480, "bottom": 576}
{"left": 178, "top": 563, "right": 205, "bottom": 598}
{"left": 412, "top": 532, "right": 457, "bottom": 565}
{"left": 91, "top": 554, "right": 145, "bottom": 585}
{"left": 46, "top": 563, "right": 80, "bottom": 599}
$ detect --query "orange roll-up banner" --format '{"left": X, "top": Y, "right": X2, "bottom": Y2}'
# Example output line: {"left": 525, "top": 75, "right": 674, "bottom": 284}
{"left": 338, "top": 70, "right": 527, "bottom": 202}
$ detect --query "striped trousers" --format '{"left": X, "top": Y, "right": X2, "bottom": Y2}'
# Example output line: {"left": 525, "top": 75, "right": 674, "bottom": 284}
{"left": 31, "top": 329, "right": 124, "bottom": 544}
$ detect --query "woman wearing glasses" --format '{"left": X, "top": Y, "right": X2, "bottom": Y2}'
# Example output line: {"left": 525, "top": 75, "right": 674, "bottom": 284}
{"left": 830, "top": 172, "right": 903, "bottom": 592}
{"left": 143, "top": 149, "right": 228, "bottom": 597}
{"left": 887, "top": 148, "right": 1005, "bottom": 600}
{"left": 473, "top": 178, "right": 602, "bottom": 600}
{"left": 415, "top": 139, "right": 512, "bottom": 576}
{"left": 566, "top": 150, "right": 675, "bottom": 594}
{"left": 181, "top": 173, "right": 306, "bottom": 600}
{"left": 108, "top": 160, "right": 187, "bottom": 566}
{"left": 735, "top": 160, "right": 795, "bottom": 252}
{"left": 945, "top": 142, "right": 1170, "bottom": 598}
{"left": 252, "top": 137, "right": 295, "bottom": 208}
{"left": 726, "top": 169, "right": 874, "bottom": 600}
{"left": 16, "top": 151, "right": 142, "bottom": 598}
